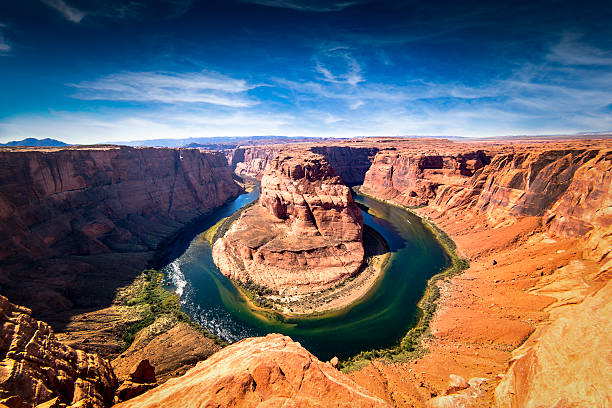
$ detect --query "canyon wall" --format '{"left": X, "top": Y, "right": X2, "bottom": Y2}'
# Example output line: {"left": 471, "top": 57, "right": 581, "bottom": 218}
{"left": 230, "top": 144, "right": 378, "bottom": 185}
{"left": 361, "top": 149, "right": 491, "bottom": 207}
{"left": 213, "top": 151, "right": 364, "bottom": 295}
{"left": 231, "top": 146, "right": 279, "bottom": 179}
{"left": 358, "top": 142, "right": 612, "bottom": 407}
{"left": 0, "top": 146, "right": 240, "bottom": 349}
{"left": 309, "top": 145, "right": 379, "bottom": 185}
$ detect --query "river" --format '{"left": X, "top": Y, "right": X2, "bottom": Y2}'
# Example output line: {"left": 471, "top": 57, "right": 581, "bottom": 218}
{"left": 161, "top": 187, "right": 450, "bottom": 361}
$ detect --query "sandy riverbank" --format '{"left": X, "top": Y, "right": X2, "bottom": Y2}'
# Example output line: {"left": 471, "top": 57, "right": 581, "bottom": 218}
{"left": 216, "top": 224, "right": 390, "bottom": 318}
{"left": 263, "top": 225, "right": 390, "bottom": 316}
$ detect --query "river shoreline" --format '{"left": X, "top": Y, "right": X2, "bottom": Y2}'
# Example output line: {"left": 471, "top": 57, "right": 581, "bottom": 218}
{"left": 205, "top": 202, "right": 392, "bottom": 319}
{"left": 341, "top": 187, "right": 469, "bottom": 370}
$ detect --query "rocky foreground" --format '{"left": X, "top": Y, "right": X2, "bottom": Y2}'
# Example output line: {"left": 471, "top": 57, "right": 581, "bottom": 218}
{"left": 213, "top": 151, "right": 364, "bottom": 296}
{"left": 115, "top": 334, "right": 390, "bottom": 408}
{"left": 0, "top": 138, "right": 610, "bottom": 407}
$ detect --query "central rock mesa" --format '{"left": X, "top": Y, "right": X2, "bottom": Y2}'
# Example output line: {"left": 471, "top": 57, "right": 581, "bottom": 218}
{"left": 213, "top": 152, "right": 364, "bottom": 296}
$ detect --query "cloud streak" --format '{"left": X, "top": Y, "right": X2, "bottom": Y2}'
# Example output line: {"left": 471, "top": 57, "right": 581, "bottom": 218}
{"left": 241, "top": 0, "right": 368, "bottom": 12}
{"left": 69, "top": 71, "right": 261, "bottom": 107}
{"left": 0, "top": 24, "right": 10, "bottom": 55}
{"left": 40, "top": 0, "right": 86, "bottom": 23}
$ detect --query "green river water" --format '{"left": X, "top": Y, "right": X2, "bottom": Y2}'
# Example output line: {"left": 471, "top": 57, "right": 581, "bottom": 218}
{"left": 162, "top": 187, "right": 450, "bottom": 361}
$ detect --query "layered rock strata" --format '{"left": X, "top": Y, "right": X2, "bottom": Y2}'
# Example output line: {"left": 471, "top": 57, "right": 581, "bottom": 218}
{"left": 114, "top": 333, "right": 390, "bottom": 408}
{"left": 229, "top": 144, "right": 378, "bottom": 185}
{"left": 352, "top": 143, "right": 612, "bottom": 407}
{"left": 0, "top": 146, "right": 240, "bottom": 354}
{"left": 361, "top": 149, "right": 491, "bottom": 207}
{"left": 0, "top": 295, "right": 118, "bottom": 407}
{"left": 213, "top": 152, "right": 364, "bottom": 295}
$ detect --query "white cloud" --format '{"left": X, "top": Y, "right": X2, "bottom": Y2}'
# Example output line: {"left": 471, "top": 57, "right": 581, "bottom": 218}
{"left": 547, "top": 34, "right": 612, "bottom": 66}
{"left": 324, "top": 113, "right": 344, "bottom": 124}
{"left": 0, "top": 108, "right": 296, "bottom": 144}
{"left": 0, "top": 23, "right": 10, "bottom": 55}
{"left": 69, "top": 71, "right": 261, "bottom": 107}
{"left": 349, "top": 100, "right": 364, "bottom": 110}
{"left": 41, "top": 0, "right": 86, "bottom": 23}
{"left": 314, "top": 52, "right": 364, "bottom": 85}
{"left": 241, "top": 0, "right": 367, "bottom": 12}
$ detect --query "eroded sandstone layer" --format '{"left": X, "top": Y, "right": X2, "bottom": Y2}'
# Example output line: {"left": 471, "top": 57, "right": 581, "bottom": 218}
{"left": 0, "top": 146, "right": 240, "bottom": 355}
{"left": 349, "top": 141, "right": 612, "bottom": 407}
{"left": 1, "top": 138, "right": 611, "bottom": 407}
{"left": 0, "top": 295, "right": 117, "bottom": 407}
{"left": 229, "top": 143, "right": 379, "bottom": 185}
{"left": 114, "top": 333, "right": 390, "bottom": 408}
{"left": 213, "top": 151, "right": 364, "bottom": 295}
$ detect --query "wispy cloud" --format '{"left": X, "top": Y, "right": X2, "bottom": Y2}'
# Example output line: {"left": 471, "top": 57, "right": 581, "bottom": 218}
{"left": 39, "top": 0, "right": 194, "bottom": 23}
{"left": 314, "top": 48, "right": 364, "bottom": 85}
{"left": 241, "top": 0, "right": 367, "bottom": 12}
{"left": 0, "top": 24, "right": 10, "bottom": 55}
{"left": 41, "top": 0, "right": 86, "bottom": 23}
{"left": 69, "top": 71, "right": 261, "bottom": 107}
{"left": 0, "top": 108, "right": 295, "bottom": 144}
{"left": 547, "top": 33, "right": 612, "bottom": 66}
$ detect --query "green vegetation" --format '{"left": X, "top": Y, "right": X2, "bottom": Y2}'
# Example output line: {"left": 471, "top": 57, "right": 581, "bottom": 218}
{"left": 340, "top": 194, "right": 470, "bottom": 372}
{"left": 204, "top": 200, "right": 256, "bottom": 245}
{"left": 118, "top": 269, "right": 226, "bottom": 351}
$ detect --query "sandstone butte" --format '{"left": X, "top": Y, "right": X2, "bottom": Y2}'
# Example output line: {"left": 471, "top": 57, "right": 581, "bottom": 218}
{"left": 213, "top": 151, "right": 365, "bottom": 295}
{"left": 0, "top": 138, "right": 610, "bottom": 407}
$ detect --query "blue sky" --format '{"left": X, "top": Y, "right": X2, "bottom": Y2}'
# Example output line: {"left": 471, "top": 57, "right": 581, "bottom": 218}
{"left": 1, "top": 0, "right": 611, "bottom": 143}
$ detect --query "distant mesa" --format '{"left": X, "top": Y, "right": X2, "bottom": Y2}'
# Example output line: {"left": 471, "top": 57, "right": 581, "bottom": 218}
{"left": 212, "top": 150, "right": 365, "bottom": 296}
{"left": 0, "top": 137, "right": 69, "bottom": 147}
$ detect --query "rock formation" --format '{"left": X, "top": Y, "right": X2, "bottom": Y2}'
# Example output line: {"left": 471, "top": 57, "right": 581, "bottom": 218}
{"left": 213, "top": 151, "right": 364, "bottom": 295}
{"left": 229, "top": 144, "right": 378, "bottom": 185}
{"left": 353, "top": 141, "right": 612, "bottom": 407}
{"left": 309, "top": 145, "right": 379, "bottom": 185}
{"left": 0, "top": 146, "right": 240, "bottom": 354}
{"left": 0, "top": 295, "right": 117, "bottom": 407}
{"left": 114, "top": 333, "right": 390, "bottom": 408}
{"left": 361, "top": 148, "right": 491, "bottom": 207}
{"left": 231, "top": 146, "right": 280, "bottom": 180}
{"left": 1, "top": 138, "right": 611, "bottom": 407}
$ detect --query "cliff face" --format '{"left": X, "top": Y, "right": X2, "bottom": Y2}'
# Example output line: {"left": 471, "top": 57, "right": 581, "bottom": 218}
{"left": 309, "top": 146, "right": 379, "bottom": 185}
{"left": 359, "top": 144, "right": 612, "bottom": 407}
{"left": 114, "top": 333, "right": 390, "bottom": 408}
{"left": 230, "top": 145, "right": 378, "bottom": 185}
{"left": 361, "top": 149, "right": 490, "bottom": 207}
{"left": 213, "top": 151, "right": 364, "bottom": 295}
{"left": 0, "top": 146, "right": 238, "bottom": 262}
{"left": 0, "top": 295, "right": 118, "bottom": 407}
{"left": 259, "top": 152, "right": 363, "bottom": 242}
{"left": 0, "top": 146, "right": 240, "bottom": 350}
{"left": 232, "top": 146, "right": 279, "bottom": 179}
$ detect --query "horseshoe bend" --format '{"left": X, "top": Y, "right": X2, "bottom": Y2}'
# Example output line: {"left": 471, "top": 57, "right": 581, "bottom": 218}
{"left": 212, "top": 151, "right": 373, "bottom": 314}
{"left": 0, "top": 137, "right": 609, "bottom": 408}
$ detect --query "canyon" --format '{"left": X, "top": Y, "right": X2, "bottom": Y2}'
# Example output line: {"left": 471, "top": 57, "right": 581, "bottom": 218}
{"left": 0, "top": 138, "right": 610, "bottom": 407}
{"left": 213, "top": 151, "right": 365, "bottom": 300}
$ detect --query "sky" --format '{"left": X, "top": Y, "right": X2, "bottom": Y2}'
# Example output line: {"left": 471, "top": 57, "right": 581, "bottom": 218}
{"left": 1, "top": 0, "right": 611, "bottom": 143}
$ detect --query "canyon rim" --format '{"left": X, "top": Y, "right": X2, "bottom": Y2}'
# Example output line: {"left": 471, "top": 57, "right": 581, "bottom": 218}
{"left": 1, "top": 0, "right": 612, "bottom": 406}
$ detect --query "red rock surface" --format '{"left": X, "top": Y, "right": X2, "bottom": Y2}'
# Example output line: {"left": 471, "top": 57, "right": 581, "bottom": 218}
{"left": 350, "top": 140, "right": 612, "bottom": 407}
{"left": 361, "top": 148, "right": 491, "bottom": 207}
{"left": 230, "top": 144, "right": 379, "bottom": 186}
{"left": 0, "top": 146, "right": 240, "bottom": 353}
{"left": 231, "top": 146, "right": 280, "bottom": 180}
{"left": 213, "top": 151, "right": 364, "bottom": 295}
{"left": 0, "top": 295, "right": 117, "bottom": 407}
{"left": 114, "top": 333, "right": 390, "bottom": 408}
